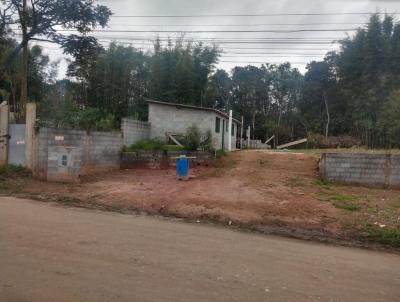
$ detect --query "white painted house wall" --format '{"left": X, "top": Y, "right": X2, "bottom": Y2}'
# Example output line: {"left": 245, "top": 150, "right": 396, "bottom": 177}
{"left": 148, "top": 102, "right": 238, "bottom": 150}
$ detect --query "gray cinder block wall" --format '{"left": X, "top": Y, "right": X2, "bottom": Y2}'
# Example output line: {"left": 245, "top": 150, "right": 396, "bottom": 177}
{"left": 319, "top": 153, "right": 400, "bottom": 187}
{"left": 121, "top": 118, "right": 151, "bottom": 146}
{"left": 33, "top": 127, "right": 122, "bottom": 182}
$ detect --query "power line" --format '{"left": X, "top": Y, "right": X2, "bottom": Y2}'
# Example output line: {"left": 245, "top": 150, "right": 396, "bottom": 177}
{"left": 108, "top": 22, "right": 367, "bottom": 27}
{"left": 111, "top": 12, "right": 399, "bottom": 18}
{"left": 57, "top": 29, "right": 358, "bottom": 33}
{"left": 219, "top": 61, "right": 309, "bottom": 64}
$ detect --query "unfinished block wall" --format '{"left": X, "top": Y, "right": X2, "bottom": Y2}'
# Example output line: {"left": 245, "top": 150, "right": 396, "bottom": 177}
{"left": 34, "top": 128, "right": 122, "bottom": 182}
{"left": 121, "top": 118, "right": 151, "bottom": 146}
{"left": 319, "top": 153, "right": 400, "bottom": 187}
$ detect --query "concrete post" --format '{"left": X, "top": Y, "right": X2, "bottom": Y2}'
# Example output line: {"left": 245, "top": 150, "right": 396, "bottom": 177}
{"left": 246, "top": 126, "right": 251, "bottom": 149}
{"left": 25, "top": 103, "right": 36, "bottom": 170}
{"left": 240, "top": 116, "right": 244, "bottom": 149}
{"left": 0, "top": 104, "right": 9, "bottom": 165}
{"left": 228, "top": 110, "right": 232, "bottom": 152}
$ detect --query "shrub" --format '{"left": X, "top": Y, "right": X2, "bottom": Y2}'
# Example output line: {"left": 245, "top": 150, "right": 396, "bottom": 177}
{"left": 185, "top": 125, "right": 202, "bottom": 151}
{"left": 184, "top": 125, "right": 214, "bottom": 151}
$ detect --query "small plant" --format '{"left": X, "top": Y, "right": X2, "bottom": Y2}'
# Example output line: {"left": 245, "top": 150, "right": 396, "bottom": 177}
{"left": 216, "top": 149, "right": 226, "bottom": 159}
{"left": 200, "top": 130, "right": 213, "bottom": 151}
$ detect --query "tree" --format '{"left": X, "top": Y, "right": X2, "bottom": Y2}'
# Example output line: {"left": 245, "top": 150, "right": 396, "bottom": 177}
{"left": 205, "top": 69, "right": 232, "bottom": 110}
{"left": 0, "top": 0, "right": 112, "bottom": 118}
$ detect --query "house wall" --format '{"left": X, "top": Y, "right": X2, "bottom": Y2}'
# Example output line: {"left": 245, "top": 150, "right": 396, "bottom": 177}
{"left": 121, "top": 118, "right": 151, "bottom": 146}
{"left": 319, "top": 153, "right": 400, "bottom": 187}
{"left": 33, "top": 127, "right": 122, "bottom": 182}
{"left": 148, "top": 103, "right": 238, "bottom": 150}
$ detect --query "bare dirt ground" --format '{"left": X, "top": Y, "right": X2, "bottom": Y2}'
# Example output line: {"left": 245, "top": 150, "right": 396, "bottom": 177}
{"left": 1, "top": 150, "right": 399, "bottom": 248}
{"left": 1, "top": 197, "right": 400, "bottom": 302}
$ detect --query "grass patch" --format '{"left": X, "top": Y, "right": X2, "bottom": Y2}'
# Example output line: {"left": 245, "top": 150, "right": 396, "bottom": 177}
{"left": 363, "top": 225, "right": 400, "bottom": 248}
{"left": 319, "top": 192, "right": 361, "bottom": 211}
{"left": 315, "top": 178, "right": 331, "bottom": 188}
{"left": 389, "top": 198, "right": 400, "bottom": 209}
{"left": 287, "top": 177, "right": 305, "bottom": 187}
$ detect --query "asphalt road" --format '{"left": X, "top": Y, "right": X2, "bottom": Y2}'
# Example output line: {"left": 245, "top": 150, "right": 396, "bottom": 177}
{"left": 0, "top": 197, "right": 399, "bottom": 302}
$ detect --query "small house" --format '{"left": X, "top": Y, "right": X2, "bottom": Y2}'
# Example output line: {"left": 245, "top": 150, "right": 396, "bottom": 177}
{"left": 147, "top": 100, "right": 241, "bottom": 151}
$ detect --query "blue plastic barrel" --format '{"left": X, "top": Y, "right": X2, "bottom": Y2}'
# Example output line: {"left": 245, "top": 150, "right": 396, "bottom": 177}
{"left": 176, "top": 157, "right": 189, "bottom": 180}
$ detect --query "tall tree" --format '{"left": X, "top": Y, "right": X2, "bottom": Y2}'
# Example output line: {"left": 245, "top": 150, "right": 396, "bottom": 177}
{"left": 0, "top": 0, "right": 112, "bottom": 118}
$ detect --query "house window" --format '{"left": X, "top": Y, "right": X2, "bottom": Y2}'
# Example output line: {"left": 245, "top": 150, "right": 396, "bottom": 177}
{"left": 231, "top": 124, "right": 235, "bottom": 136}
{"left": 61, "top": 155, "right": 68, "bottom": 167}
{"left": 215, "top": 117, "right": 221, "bottom": 133}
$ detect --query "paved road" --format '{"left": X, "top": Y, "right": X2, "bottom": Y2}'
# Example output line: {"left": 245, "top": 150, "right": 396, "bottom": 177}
{"left": 0, "top": 197, "right": 399, "bottom": 302}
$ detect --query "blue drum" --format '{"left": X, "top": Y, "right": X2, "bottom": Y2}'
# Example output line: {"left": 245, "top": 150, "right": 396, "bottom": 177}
{"left": 176, "top": 157, "right": 189, "bottom": 180}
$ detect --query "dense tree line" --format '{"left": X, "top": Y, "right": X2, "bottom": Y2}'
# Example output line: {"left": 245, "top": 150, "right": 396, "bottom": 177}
{"left": 1, "top": 13, "right": 400, "bottom": 147}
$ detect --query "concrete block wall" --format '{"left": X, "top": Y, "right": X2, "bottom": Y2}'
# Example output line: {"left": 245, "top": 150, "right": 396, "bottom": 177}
{"left": 319, "top": 153, "right": 400, "bottom": 187}
{"left": 121, "top": 118, "right": 151, "bottom": 146}
{"left": 33, "top": 127, "right": 122, "bottom": 181}
{"left": 121, "top": 150, "right": 215, "bottom": 169}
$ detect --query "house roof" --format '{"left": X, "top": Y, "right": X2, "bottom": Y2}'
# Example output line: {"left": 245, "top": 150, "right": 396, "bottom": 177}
{"left": 146, "top": 99, "right": 242, "bottom": 124}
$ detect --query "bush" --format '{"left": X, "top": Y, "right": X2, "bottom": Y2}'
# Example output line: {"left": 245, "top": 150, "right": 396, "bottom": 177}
{"left": 184, "top": 125, "right": 214, "bottom": 151}
{"left": 185, "top": 125, "right": 202, "bottom": 151}
{"left": 0, "top": 164, "right": 27, "bottom": 180}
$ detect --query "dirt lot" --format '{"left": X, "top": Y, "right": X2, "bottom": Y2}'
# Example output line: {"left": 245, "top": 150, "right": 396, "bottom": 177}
{"left": 1, "top": 150, "right": 399, "bottom": 248}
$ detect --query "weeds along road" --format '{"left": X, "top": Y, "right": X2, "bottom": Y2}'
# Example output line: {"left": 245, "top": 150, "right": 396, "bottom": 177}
{"left": 0, "top": 197, "right": 399, "bottom": 302}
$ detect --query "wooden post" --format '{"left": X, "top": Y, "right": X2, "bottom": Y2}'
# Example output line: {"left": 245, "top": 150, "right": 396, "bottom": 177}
{"left": 0, "top": 104, "right": 9, "bottom": 165}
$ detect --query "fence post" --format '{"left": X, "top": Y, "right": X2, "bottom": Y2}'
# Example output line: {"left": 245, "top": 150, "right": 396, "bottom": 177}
{"left": 0, "top": 104, "right": 9, "bottom": 165}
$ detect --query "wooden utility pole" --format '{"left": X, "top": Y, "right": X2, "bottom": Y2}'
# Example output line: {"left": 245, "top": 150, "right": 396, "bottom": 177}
{"left": 19, "top": 0, "right": 28, "bottom": 121}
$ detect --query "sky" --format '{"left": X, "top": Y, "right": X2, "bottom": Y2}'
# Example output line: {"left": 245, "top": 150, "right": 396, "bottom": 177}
{"left": 29, "top": 0, "right": 400, "bottom": 78}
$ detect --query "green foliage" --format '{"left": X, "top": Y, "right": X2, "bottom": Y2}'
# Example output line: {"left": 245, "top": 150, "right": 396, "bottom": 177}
{"left": 124, "top": 139, "right": 165, "bottom": 152}
{"left": 321, "top": 193, "right": 361, "bottom": 211}
{"left": 183, "top": 125, "right": 214, "bottom": 151}
{"left": 377, "top": 90, "right": 400, "bottom": 148}
{"left": 184, "top": 125, "right": 202, "bottom": 151}
{"left": 0, "top": 165, "right": 27, "bottom": 181}
{"left": 363, "top": 225, "right": 400, "bottom": 248}
{"left": 215, "top": 149, "right": 227, "bottom": 159}
{"left": 38, "top": 92, "right": 117, "bottom": 131}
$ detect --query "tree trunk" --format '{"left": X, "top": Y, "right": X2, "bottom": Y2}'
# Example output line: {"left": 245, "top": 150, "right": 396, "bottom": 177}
{"left": 323, "top": 90, "right": 330, "bottom": 139}
{"left": 19, "top": 0, "right": 28, "bottom": 121}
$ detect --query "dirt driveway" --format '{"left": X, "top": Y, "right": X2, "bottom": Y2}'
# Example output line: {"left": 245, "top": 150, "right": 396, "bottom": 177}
{"left": 1, "top": 197, "right": 400, "bottom": 302}
{"left": 2, "top": 150, "right": 400, "bottom": 247}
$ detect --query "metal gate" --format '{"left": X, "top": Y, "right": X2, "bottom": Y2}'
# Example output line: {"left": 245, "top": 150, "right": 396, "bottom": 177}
{"left": 8, "top": 124, "right": 26, "bottom": 166}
